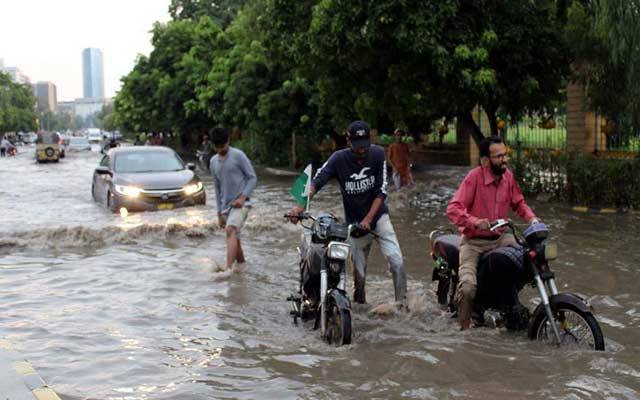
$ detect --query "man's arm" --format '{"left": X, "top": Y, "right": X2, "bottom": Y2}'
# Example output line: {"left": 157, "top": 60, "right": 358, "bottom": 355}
{"left": 388, "top": 145, "right": 397, "bottom": 171}
{"left": 238, "top": 151, "right": 257, "bottom": 200}
{"left": 311, "top": 154, "right": 338, "bottom": 194}
{"left": 212, "top": 170, "right": 224, "bottom": 227}
{"left": 287, "top": 154, "right": 337, "bottom": 221}
{"left": 446, "top": 173, "right": 481, "bottom": 230}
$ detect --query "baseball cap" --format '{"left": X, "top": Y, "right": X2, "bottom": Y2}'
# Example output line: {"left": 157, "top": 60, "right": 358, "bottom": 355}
{"left": 347, "top": 120, "right": 371, "bottom": 148}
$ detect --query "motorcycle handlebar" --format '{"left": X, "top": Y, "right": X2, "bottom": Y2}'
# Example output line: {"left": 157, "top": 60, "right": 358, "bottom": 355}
{"left": 283, "top": 212, "right": 312, "bottom": 220}
{"left": 490, "top": 219, "right": 511, "bottom": 232}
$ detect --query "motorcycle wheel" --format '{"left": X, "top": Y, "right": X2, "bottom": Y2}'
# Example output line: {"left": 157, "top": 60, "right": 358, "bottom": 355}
{"left": 324, "top": 300, "right": 351, "bottom": 346}
{"left": 530, "top": 301, "right": 605, "bottom": 351}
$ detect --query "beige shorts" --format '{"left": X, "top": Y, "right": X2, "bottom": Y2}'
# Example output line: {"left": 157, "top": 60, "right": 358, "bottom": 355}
{"left": 223, "top": 206, "right": 250, "bottom": 233}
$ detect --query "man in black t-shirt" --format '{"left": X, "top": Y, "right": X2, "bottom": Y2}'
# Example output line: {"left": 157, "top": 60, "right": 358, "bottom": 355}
{"left": 289, "top": 121, "right": 407, "bottom": 305}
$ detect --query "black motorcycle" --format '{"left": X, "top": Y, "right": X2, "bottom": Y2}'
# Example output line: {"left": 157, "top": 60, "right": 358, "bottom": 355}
{"left": 429, "top": 220, "right": 605, "bottom": 350}
{"left": 286, "top": 212, "right": 364, "bottom": 346}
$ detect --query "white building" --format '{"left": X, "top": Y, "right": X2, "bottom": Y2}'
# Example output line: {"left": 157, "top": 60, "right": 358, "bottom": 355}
{"left": 1, "top": 66, "right": 31, "bottom": 84}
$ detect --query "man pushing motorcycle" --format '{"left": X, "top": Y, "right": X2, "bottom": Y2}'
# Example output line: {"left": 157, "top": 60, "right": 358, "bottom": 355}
{"left": 288, "top": 120, "right": 407, "bottom": 308}
{"left": 447, "top": 135, "right": 540, "bottom": 330}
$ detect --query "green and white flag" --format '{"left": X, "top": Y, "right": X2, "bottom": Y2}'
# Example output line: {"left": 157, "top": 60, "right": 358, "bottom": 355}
{"left": 290, "top": 163, "right": 312, "bottom": 208}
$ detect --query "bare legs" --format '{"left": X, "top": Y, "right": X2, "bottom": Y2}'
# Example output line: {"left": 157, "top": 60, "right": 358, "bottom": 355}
{"left": 226, "top": 226, "right": 245, "bottom": 270}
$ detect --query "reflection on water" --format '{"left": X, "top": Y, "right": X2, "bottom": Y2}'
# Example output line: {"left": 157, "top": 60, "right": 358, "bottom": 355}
{"left": 0, "top": 150, "right": 638, "bottom": 399}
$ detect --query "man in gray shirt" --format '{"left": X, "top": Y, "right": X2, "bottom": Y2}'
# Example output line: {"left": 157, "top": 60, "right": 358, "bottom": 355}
{"left": 209, "top": 127, "right": 257, "bottom": 273}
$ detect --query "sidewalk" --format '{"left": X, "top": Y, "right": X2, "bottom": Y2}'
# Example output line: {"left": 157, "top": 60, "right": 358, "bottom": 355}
{"left": 0, "top": 340, "right": 61, "bottom": 400}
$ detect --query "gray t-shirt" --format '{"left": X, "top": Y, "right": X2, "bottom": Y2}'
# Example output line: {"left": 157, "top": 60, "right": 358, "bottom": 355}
{"left": 209, "top": 147, "right": 257, "bottom": 212}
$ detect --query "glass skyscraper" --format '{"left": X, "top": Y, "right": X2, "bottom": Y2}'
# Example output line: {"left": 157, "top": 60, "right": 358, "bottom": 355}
{"left": 82, "top": 48, "right": 105, "bottom": 99}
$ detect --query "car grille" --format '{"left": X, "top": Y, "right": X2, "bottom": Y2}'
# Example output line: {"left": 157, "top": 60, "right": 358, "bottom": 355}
{"left": 139, "top": 188, "right": 185, "bottom": 202}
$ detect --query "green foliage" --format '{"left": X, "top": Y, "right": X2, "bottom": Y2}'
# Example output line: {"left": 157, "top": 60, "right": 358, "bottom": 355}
{"left": 114, "top": 17, "right": 227, "bottom": 143}
{"left": 511, "top": 149, "right": 567, "bottom": 200}
{"left": 115, "top": 0, "right": 573, "bottom": 164}
{"left": 566, "top": 0, "right": 640, "bottom": 140}
{"left": 377, "top": 134, "right": 394, "bottom": 145}
{"left": 169, "top": 0, "right": 246, "bottom": 27}
{"left": 0, "top": 72, "right": 37, "bottom": 133}
{"left": 43, "top": 111, "right": 84, "bottom": 132}
{"left": 566, "top": 154, "right": 640, "bottom": 208}
{"left": 511, "top": 150, "right": 640, "bottom": 208}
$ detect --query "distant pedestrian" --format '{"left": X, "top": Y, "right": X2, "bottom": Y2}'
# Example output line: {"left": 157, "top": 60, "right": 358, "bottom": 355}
{"left": 151, "top": 133, "right": 163, "bottom": 146}
{"left": 209, "top": 127, "right": 257, "bottom": 275}
{"left": 388, "top": 129, "right": 413, "bottom": 190}
{"left": 0, "top": 135, "right": 6, "bottom": 157}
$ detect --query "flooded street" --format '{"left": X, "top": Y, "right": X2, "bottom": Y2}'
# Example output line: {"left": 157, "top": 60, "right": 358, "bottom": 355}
{"left": 0, "top": 146, "right": 639, "bottom": 400}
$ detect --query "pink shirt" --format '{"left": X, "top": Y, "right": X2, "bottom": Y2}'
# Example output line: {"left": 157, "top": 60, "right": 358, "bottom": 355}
{"left": 446, "top": 164, "right": 536, "bottom": 238}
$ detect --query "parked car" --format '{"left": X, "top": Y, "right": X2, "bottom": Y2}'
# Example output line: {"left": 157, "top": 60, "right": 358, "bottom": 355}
{"left": 91, "top": 146, "right": 206, "bottom": 213}
{"left": 35, "top": 132, "right": 61, "bottom": 163}
{"left": 68, "top": 136, "right": 92, "bottom": 152}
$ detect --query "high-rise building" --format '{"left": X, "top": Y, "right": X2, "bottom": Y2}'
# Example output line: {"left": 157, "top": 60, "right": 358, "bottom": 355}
{"left": 33, "top": 81, "right": 58, "bottom": 112}
{"left": 82, "top": 48, "right": 104, "bottom": 99}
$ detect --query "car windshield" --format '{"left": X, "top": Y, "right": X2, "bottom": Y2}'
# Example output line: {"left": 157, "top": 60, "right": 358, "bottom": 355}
{"left": 114, "top": 151, "right": 184, "bottom": 173}
{"left": 36, "top": 133, "right": 60, "bottom": 145}
{"left": 70, "top": 138, "right": 89, "bottom": 145}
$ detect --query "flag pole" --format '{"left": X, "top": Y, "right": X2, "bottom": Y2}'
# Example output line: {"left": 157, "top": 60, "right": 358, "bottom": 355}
{"left": 305, "top": 166, "right": 312, "bottom": 212}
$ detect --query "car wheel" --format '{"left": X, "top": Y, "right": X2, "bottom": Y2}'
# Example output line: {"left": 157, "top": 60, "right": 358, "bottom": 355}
{"left": 106, "top": 190, "right": 116, "bottom": 213}
{"left": 91, "top": 181, "right": 97, "bottom": 202}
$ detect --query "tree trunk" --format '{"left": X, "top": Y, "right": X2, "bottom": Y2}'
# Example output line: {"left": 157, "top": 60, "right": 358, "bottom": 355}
{"left": 458, "top": 111, "right": 485, "bottom": 146}
{"left": 290, "top": 131, "right": 297, "bottom": 168}
{"left": 484, "top": 105, "right": 499, "bottom": 137}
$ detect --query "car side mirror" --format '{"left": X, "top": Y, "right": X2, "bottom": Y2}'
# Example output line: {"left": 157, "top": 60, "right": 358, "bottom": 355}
{"left": 187, "top": 163, "right": 196, "bottom": 171}
{"left": 95, "top": 166, "right": 112, "bottom": 176}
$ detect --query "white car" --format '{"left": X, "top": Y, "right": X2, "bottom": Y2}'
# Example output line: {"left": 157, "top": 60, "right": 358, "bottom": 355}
{"left": 87, "top": 130, "right": 102, "bottom": 143}
{"left": 68, "top": 136, "right": 92, "bottom": 152}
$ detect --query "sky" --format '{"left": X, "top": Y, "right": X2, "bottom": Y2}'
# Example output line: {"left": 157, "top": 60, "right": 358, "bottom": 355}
{"left": 0, "top": 0, "right": 171, "bottom": 101}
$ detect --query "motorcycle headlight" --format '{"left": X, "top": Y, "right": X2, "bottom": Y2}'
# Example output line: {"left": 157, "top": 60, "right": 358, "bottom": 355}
{"left": 327, "top": 242, "right": 350, "bottom": 261}
{"left": 544, "top": 243, "right": 558, "bottom": 261}
{"left": 115, "top": 184, "right": 141, "bottom": 198}
{"left": 183, "top": 181, "right": 204, "bottom": 196}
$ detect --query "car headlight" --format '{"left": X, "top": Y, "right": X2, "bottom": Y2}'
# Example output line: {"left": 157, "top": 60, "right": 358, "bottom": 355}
{"left": 544, "top": 243, "right": 558, "bottom": 261}
{"left": 115, "top": 184, "right": 142, "bottom": 198}
{"left": 183, "top": 181, "right": 204, "bottom": 196}
{"left": 327, "top": 242, "right": 351, "bottom": 261}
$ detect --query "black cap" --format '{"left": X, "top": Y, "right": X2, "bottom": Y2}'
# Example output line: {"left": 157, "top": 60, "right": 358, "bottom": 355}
{"left": 347, "top": 120, "right": 371, "bottom": 148}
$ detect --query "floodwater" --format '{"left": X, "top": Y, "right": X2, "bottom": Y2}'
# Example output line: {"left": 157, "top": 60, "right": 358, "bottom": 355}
{"left": 0, "top": 145, "right": 638, "bottom": 400}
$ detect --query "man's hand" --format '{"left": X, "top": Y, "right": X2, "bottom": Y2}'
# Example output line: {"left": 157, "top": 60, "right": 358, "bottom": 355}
{"left": 218, "top": 212, "right": 226, "bottom": 228}
{"left": 529, "top": 217, "right": 541, "bottom": 225}
{"left": 474, "top": 218, "right": 491, "bottom": 230}
{"left": 359, "top": 217, "right": 372, "bottom": 231}
{"left": 230, "top": 195, "right": 246, "bottom": 208}
{"left": 287, "top": 205, "right": 305, "bottom": 224}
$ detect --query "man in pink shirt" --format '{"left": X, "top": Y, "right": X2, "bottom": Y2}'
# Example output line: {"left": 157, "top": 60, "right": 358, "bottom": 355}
{"left": 446, "top": 136, "right": 539, "bottom": 330}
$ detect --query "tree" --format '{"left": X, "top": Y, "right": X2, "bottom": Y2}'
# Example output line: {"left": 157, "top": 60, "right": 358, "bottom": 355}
{"left": 259, "top": 0, "right": 569, "bottom": 142}
{"left": 114, "top": 17, "right": 228, "bottom": 143}
{"left": 566, "top": 0, "right": 640, "bottom": 140}
{"left": 0, "top": 72, "right": 38, "bottom": 133}
{"left": 169, "top": 0, "right": 246, "bottom": 27}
